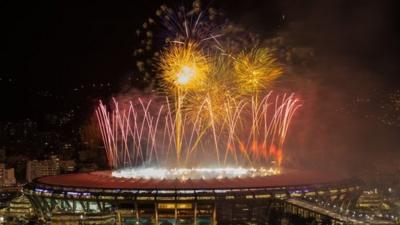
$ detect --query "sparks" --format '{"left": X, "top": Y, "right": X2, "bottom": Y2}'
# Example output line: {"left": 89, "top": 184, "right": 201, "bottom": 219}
{"left": 95, "top": 3, "right": 301, "bottom": 179}
{"left": 159, "top": 42, "right": 209, "bottom": 91}
{"left": 112, "top": 167, "right": 280, "bottom": 180}
{"left": 176, "top": 65, "right": 196, "bottom": 85}
{"left": 96, "top": 94, "right": 300, "bottom": 169}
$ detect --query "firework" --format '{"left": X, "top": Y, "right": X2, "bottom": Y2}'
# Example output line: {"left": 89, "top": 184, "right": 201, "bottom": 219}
{"left": 158, "top": 41, "right": 212, "bottom": 162}
{"left": 96, "top": 2, "right": 301, "bottom": 178}
{"left": 112, "top": 167, "right": 280, "bottom": 180}
{"left": 182, "top": 56, "right": 236, "bottom": 124}
{"left": 96, "top": 93, "right": 300, "bottom": 169}
{"left": 234, "top": 47, "right": 282, "bottom": 94}
{"left": 133, "top": 1, "right": 259, "bottom": 83}
{"left": 159, "top": 42, "right": 210, "bottom": 91}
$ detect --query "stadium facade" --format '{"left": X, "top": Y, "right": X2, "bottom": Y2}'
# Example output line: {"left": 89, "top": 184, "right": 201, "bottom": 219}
{"left": 23, "top": 170, "right": 360, "bottom": 225}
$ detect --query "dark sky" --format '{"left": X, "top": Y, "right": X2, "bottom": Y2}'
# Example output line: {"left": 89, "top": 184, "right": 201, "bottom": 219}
{"left": 1, "top": 1, "right": 399, "bottom": 170}
{"left": 1, "top": 0, "right": 398, "bottom": 116}
{"left": 1, "top": 1, "right": 398, "bottom": 96}
{"left": 1, "top": 1, "right": 398, "bottom": 83}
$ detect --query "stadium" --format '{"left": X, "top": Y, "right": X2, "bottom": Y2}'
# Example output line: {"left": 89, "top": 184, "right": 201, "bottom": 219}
{"left": 22, "top": 4, "right": 363, "bottom": 224}
{"left": 23, "top": 170, "right": 360, "bottom": 224}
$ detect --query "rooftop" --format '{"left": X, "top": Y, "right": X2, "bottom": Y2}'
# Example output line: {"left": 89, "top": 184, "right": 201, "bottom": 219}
{"left": 33, "top": 170, "right": 350, "bottom": 190}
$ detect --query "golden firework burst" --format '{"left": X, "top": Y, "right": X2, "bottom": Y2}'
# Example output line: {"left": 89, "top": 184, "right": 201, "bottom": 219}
{"left": 159, "top": 42, "right": 210, "bottom": 91}
{"left": 234, "top": 48, "right": 282, "bottom": 94}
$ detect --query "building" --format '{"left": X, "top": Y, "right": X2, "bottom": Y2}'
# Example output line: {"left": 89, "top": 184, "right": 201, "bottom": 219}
{"left": 0, "top": 195, "right": 34, "bottom": 224}
{"left": 357, "top": 190, "right": 383, "bottom": 209}
{"left": 59, "top": 160, "right": 77, "bottom": 173}
{"left": 0, "top": 164, "right": 19, "bottom": 209}
{"left": 0, "top": 164, "right": 16, "bottom": 187}
{"left": 26, "top": 156, "right": 60, "bottom": 182}
{"left": 24, "top": 170, "right": 361, "bottom": 225}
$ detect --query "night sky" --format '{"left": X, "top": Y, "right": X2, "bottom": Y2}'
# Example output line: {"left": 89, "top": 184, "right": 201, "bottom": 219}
{"left": 1, "top": 1, "right": 399, "bottom": 171}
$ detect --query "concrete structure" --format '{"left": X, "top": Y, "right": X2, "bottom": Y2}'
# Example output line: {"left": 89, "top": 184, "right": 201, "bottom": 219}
{"left": 285, "top": 198, "right": 397, "bottom": 225}
{"left": 24, "top": 170, "right": 360, "bottom": 225}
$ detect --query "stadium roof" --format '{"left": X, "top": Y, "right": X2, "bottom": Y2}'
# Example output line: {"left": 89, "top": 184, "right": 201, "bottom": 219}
{"left": 34, "top": 170, "right": 350, "bottom": 190}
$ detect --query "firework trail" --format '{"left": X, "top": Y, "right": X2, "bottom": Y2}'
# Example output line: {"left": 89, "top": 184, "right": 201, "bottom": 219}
{"left": 96, "top": 93, "right": 300, "bottom": 169}
{"left": 96, "top": 1, "right": 301, "bottom": 171}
